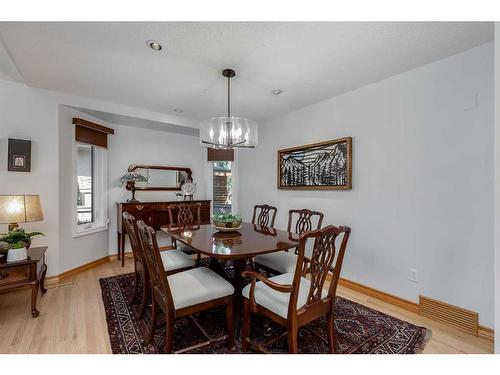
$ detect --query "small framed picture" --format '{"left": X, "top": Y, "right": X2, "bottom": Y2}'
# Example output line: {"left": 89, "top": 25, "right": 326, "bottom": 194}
{"left": 8, "top": 138, "right": 31, "bottom": 172}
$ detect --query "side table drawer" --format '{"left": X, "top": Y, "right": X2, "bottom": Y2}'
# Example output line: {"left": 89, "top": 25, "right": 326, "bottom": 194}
{"left": 0, "top": 264, "right": 31, "bottom": 286}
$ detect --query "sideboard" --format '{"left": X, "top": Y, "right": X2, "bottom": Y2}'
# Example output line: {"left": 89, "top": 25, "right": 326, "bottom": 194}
{"left": 116, "top": 200, "right": 211, "bottom": 266}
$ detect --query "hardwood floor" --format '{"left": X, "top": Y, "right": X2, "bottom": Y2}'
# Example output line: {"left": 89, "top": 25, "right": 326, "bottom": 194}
{"left": 0, "top": 257, "right": 494, "bottom": 354}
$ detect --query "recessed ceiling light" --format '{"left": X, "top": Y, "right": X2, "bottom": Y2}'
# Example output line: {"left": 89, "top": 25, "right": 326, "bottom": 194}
{"left": 146, "top": 40, "right": 162, "bottom": 51}
{"left": 272, "top": 89, "right": 283, "bottom": 95}
{"left": 173, "top": 108, "right": 184, "bottom": 113}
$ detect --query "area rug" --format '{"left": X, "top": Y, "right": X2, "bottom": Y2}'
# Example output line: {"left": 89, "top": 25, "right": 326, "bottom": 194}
{"left": 99, "top": 272, "right": 431, "bottom": 354}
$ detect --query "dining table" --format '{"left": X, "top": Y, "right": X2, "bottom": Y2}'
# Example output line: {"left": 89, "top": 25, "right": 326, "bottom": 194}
{"left": 161, "top": 222, "right": 299, "bottom": 293}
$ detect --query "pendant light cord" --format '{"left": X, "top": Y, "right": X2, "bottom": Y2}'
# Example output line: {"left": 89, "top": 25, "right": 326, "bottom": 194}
{"left": 227, "top": 74, "right": 231, "bottom": 118}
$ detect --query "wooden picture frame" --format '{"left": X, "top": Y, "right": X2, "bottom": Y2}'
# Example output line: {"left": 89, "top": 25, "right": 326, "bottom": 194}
{"left": 8, "top": 138, "right": 31, "bottom": 172}
{"left": 277, "top": 137, "right": 352, "bottom": 190}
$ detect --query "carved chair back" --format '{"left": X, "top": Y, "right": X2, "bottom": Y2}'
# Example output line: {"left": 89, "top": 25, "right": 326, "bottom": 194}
{"left": 136, "top": 220, "right": 174, "bottom": 314}
{"left": 167, "top": 203, "right": 201, "bottom": 230}
{"left": 251, "top": 204, "right": 278, "bottom": 228}
{"left": 287, "top": 209, "right": 324, "bottom": 235}
{"left": 122, "top": 212, "right": 145, "bottom": 265}
{"left": 288, "top": 225, "right": 351, "bottom": 318}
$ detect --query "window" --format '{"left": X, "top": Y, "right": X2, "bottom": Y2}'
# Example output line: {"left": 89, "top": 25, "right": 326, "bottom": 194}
{"left": 73, "top": 142, "right": 108, "bottom": 237}
{"left": 76, "top": 145, "right": 94, "bottom": 224}
{"left": 213, "top": 161, "right": 232, "bottom": 215}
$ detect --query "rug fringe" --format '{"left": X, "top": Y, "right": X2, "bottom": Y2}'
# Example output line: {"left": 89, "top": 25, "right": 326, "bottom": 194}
{"left": 414, "top": 329, "right": 433, "bottom": 354}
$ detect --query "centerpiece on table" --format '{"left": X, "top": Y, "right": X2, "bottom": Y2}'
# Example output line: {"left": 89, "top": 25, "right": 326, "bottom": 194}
{"left": 212, "top": 213, "right": 242, "bottom": 232}
{"left": 0, "top": 228, "right": 45, "bottom": 262}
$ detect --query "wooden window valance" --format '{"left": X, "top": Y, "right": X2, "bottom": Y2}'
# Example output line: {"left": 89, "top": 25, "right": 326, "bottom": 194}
{"left": 207, "top": 148, "right": 234, "bottom": 162}
{"left": 73, "top": 118, "right": 114, "bottom": 148}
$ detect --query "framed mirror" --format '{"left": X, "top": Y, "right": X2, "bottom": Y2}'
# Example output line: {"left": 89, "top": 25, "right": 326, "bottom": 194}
{"left": 125, "top": 165, "right": 192, "bottom": 192}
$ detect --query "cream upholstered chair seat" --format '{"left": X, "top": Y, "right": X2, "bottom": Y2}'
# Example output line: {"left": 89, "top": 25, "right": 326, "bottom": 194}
{"left": 241, "top": 272, "right": 327, "bottom": 319}
{"left": 254, "top": 208, "right": 324, "bottom": 275}
{"left": 254, "top": 240, "right": 315, "bottom": 274}
{"left": 167, "top": 267, "right": 234, "bottom": 310}
{"left": 160, "top": 249, "right": 195, "bottom": 272}
{"left": 254, "top": 251, "right": 297, "bottom": 274}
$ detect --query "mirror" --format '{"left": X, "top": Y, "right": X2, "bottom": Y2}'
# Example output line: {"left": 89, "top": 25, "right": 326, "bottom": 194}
{"left": 126, "top": 165, "right": 192, "bottom": 192}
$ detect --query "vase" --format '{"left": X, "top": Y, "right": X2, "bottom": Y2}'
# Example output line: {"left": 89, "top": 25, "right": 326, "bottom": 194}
{"left": 7, "top": 247, "right": 28, "bottom": 262}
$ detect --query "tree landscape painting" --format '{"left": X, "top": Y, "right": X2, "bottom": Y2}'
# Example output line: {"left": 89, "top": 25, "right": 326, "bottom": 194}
{"left": 277, "top": 137, "right": 352, "bottom": 190}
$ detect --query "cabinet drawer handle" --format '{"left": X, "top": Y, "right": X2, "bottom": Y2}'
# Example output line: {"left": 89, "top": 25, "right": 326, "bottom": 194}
{"left": 136, "top": 205, "right": 144, "bottom": 211}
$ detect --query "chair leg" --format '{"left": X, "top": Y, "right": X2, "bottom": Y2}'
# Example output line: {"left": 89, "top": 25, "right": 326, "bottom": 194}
{"left": 130, "top": 271, "right": 139, "bottom": 305}
{"left": 164, "top": 317, "right": 174, "bottom": 354}
{"left": 242, "top": 298, "right": 251, "bottom": 352}
{"left": 225, "top": 298, "right": 234, "bottom": 350}
{"left": 287, "top": 322, "right": 298, "bottom": 354}
{"left": 195, "top": 253, "right": 201, "bottom": 267}
{"left": 147, "top": 299, "right": 157, "bottom": 345}
{"left": 138, "top": 275, "right": 149, "bottom": 319}
{"left": 327, "top": 312, "right": 337, "bottom": 354}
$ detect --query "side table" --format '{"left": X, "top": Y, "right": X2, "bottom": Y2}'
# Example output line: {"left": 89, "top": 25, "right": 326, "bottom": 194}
{"left": 0, "top": 246, "right": 48, "bottom": 317}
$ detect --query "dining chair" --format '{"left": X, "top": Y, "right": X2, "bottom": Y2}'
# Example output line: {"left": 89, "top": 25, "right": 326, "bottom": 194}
{"left": 242, "top": 224, "right": 351, "bottom": 353}
{"left": 167, "top": 203, "right": 203, "bottom": 262}
{"left": 254, "top": 209, "right": 324, "bottom": 275}
{"left": 122, "top": 212, "right": 150, "bottom": 318}
{"left": 123, "top": 212, "right": 197, "bottom": 318}
{"left": 136, "top": 220, "right": 235, "bottom": 353}
{"left": 251, "top": 204, "right": 278, "bottom": 228}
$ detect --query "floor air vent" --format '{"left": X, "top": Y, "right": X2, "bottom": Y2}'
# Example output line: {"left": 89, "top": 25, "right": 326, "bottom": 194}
{"left": 419, "top": 295, "right": 478, "bottom": 335}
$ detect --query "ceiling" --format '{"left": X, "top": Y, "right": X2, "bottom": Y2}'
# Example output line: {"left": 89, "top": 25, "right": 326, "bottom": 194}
{"left": 0, "top": 22, "right": 493, "bottom": 123}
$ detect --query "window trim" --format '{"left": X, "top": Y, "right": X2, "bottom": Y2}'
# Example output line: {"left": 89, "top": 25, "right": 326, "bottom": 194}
{"left": 72, "top": 141, "right": 108, "bottom": 238}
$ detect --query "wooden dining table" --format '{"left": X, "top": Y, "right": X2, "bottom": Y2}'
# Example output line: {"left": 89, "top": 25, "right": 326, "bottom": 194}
{"left": 161, "top": 222, "right": 299, "bottom": 292}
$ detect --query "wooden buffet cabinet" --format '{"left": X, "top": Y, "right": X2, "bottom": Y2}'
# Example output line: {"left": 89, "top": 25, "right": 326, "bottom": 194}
{"left": 116, "top": 200, "right": 211, "bottom": 266}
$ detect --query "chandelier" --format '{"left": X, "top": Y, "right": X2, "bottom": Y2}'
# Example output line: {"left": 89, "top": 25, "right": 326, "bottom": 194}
{"left": 199, "top": 69, "right": 258, "bottom": 149}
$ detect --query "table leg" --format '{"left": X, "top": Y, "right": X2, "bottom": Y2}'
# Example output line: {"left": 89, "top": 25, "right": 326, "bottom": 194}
{"left": 121, "top": 232, "right": 126, "bottom": 267}
{"left": 208, "top": 258, "right": 231, "bottom": 282}
{"left": 40, "top": 262, "right": 48, "bottom": 294}
{"left": 232, "top": 259, "right": 247, "bottom": 294}
{"left": 117, "top": 232, "right": 121, "bottom": 260}
{"left": 31, "top": 281, "right": 40, "bottom": 317}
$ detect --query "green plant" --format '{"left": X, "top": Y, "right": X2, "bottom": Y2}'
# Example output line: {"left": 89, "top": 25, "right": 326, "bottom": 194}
{"left": 212, "top": 213, "right": 241, "bottom": 223}
{"left": 0, "top": 228, "right": 45, "bottom": 249}
{"left": 8, "top": 241, "right": 27, "bottom": 249}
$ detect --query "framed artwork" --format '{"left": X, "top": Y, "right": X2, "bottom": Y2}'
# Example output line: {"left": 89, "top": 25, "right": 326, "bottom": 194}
{"left": 8, "top": 138, "right": 31, "bottom": 172}
{"left": 277, "top": 137, "right": 352, "bottom": 190}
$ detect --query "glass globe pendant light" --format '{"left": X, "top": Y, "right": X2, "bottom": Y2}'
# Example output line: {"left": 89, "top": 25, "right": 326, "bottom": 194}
{"left": 200, "top": 69, "right": 258, "bottom": 149}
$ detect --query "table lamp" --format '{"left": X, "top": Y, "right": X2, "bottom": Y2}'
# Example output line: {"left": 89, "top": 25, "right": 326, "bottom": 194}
{"left": 0, "top": 195, "right": 44, "bottom": 231}
{"left": 120, "top": 171, "right": 147, "bottom": 202}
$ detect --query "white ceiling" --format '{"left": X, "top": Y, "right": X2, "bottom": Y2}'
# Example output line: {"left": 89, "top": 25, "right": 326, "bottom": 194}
{"left": 0, "top": 22, "right": 493, "bottom": 122}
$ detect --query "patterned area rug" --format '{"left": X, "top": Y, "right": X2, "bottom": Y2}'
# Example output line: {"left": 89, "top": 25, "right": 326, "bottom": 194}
{"left": 99, "top": 272, "right": 431, "bottom": 354}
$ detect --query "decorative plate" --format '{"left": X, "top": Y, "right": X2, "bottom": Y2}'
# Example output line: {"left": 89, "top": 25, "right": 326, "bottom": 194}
{"left": 181, "top": 180, "right": 196, "bottom": 196}
{"left": 212, "top": 224, "right": 242, "bottom": 232}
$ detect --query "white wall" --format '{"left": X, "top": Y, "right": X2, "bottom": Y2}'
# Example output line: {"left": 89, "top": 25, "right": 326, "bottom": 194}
{"left": 239, "top": 43, "right": 494, "bottom": 327}
{"left": 494, "top": 23, "right": 500, "bottom": 353}
{"left": 107, "top": 123, "right": 206, "bottom": 253}
{"left": 0, "top": 80, "right": 60, "bottom": 273}
{"left": 0, "top": 78, "right": 199, "bottom": 276}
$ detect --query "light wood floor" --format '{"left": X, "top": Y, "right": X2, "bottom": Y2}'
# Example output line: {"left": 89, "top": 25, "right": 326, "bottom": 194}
{"left": 0, "top": 258, "right": 494, "bottom": 354}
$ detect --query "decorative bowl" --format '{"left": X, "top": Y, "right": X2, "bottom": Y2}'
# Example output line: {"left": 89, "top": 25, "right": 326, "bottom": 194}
{"left": 212, "top": 224, "right": 242, "bottom": 232}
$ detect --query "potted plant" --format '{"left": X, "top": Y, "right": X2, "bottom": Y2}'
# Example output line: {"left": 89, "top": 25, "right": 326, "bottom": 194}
{"left": 0, "top": 228, "right": 45, "bottom": 262}
{"left": 212, "top": 213, "right": 242, "bottom": 229}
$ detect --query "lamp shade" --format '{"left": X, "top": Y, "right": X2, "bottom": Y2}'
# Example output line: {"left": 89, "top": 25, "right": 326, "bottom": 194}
{"left": 0, "top": 195, "right": 44, "bottom": 224}
{"left": 119, "top": 171, "right": 147, "bottom": 183}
